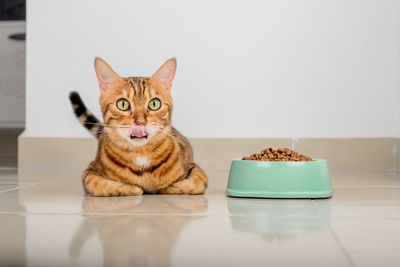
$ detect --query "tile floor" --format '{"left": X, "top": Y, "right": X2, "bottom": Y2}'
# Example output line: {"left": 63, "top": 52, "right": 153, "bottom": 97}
{"left": 0, "top": 168, "right": 399, "bottom": 267}
{"left": 1, "top": 129, "right": 399, "bottom": 267}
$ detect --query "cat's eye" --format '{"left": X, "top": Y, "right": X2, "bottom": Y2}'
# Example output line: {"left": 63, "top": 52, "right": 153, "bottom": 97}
{"left": 116, "top": 98, "right": 130, "bottom": 111}
{"left": 148, "top": 98, "right": 161, "bottom": 111}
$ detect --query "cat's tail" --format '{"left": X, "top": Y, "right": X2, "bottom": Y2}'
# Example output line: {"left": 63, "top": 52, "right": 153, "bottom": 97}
{"left": 69, "top": 91, "right": 103, "bottom": 138}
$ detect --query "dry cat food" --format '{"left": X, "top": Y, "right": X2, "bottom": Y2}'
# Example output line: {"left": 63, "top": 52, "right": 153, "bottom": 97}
{"left": 242, "top": 147, "right": 313, "bottom": 162}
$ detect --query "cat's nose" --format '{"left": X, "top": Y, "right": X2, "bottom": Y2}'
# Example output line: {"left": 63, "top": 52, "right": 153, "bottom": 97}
{"left": 133, "top": 113, "right": 147, "bottom": 125}
{"left": 135, "top": 119, "right": 146, "bottom": 126}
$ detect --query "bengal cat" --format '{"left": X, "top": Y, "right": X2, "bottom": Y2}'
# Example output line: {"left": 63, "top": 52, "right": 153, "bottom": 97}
{"left": 69, "top": 58, "right": 207, "bottom": 196}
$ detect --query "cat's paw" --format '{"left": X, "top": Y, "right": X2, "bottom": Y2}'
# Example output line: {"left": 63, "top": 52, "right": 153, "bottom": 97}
{"left": 159, "top": 184, "right": 184, "bottom": 195}
{"left": 159, "top": 179, "right": 206, "bottom": 195}
{"left": 117, "top": 184, "right": 144, "bottom": 196}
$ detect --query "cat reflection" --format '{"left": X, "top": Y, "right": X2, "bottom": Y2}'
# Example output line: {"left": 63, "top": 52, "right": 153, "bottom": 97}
{"left": 70, "top": 195, "right": 207, "bottom": 267}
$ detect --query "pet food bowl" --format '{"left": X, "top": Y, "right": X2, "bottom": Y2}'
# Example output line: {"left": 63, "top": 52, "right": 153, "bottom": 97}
{"left": 226, "top": 159, "right": 332, "bottom": 198}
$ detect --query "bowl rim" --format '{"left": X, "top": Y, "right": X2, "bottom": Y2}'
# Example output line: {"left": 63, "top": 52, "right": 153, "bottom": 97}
{"left": 232, "top": 158, "right": 326, "bottom": 163}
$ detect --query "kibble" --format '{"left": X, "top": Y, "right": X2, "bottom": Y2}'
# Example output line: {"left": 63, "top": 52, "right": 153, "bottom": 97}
{"left": 242, "top": 147, "right": 313, "bottom": 162}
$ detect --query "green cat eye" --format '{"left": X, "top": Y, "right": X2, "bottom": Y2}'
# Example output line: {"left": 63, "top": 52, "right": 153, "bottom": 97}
{"left": 148, "top": 98, "right": 161, "bottom": 111}
{"left": 116, "top": 98, "right": 130, "bottom": 111}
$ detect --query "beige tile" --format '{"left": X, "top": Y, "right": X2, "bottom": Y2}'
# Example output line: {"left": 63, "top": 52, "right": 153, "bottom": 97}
{"left": 0, "top": 182, "right": 214, "bottom": 215}
{"left": 191, "top": 138, "right": 292, "bottom": 172}
{"left": 0, "top": 184, "right": 83, "bottom": 213}
{"left": 0, "top": 214, "right": 26, "bottom": 267}
{"left": 18, "top": 137, "right": 96, "bottom": 169}
{"left": 0, "top": 185, "right": 18, "bottom": 192}
{"left": 295, "top": 138, "right": 394, "bottom": 170}
{"left": 0, "top": 180, "right": 320, "bottom": 218}
{"left": 82, "top": 195, "right": 316, "bottom": 217}
{"left": 0, "top": 213, "right": 351, "bottom": 267}
{"left": 176, "top": 216, "right": 350, "bottom": 267}
{"left": 0, "top": 183, "right": 205, "bottom": 215}
{"left": 10, "top": 169, "right": 320, "bottom": 217}
{"left": 330, "top": 172, "right": 400, "bottom": 188}
{"left": 227, "top": 197, "right": 319, "bottom": 218}
{"left": 314, "top": 187, "right": 400, "bottom": 218}
{"left": 330, "top": 218, "right": 400, "bottom": 267}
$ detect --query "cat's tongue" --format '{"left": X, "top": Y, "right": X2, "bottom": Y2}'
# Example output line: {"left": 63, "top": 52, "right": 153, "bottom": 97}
{"left": 131, "top": 124, "right": 146, "bottom": 138}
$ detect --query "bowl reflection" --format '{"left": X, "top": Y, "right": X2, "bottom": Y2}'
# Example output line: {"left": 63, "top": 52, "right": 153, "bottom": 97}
{"left": 228, "top": 197, "right": 331, "bottom": 239}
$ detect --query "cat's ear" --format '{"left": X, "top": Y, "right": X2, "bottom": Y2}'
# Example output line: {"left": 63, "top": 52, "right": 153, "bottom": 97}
{"left": 151, "top": 58, "right": 177, "bottom": 93}
{"left": 94, "top": 57, "right": 123, "bottom": 93}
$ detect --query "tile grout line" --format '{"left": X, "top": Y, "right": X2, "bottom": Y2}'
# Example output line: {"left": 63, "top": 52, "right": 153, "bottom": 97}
{"left": 0, "top": 180, "right": 55, "bottom": 194}
{"left": 312, "top": 200, "right": 357, "bottom": 267}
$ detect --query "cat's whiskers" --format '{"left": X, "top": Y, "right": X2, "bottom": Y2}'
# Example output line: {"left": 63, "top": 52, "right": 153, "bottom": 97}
{"left": 82, "top": 121, "right": 131, "bottom": 129}
{"left": 87, "top": 121, "right": 174, "bottom": 138}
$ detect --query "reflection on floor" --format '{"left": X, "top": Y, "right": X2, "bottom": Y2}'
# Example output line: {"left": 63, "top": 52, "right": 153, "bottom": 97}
{"left": 0, "top": 168, "right": 399, "bottom": 267}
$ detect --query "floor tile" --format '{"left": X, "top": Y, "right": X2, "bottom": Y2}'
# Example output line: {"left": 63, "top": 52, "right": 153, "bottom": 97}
{"left": 0, "top": 183, "right": 85, "bottom": 214}
{"left": 314, "top": 187, "right": 400, "bottom": 218}
{"left": 227, "top": 197, "right": 319, "bottom": 218}
{"left": 0, "top": 185, "right": 18, "bottom": 192}
{"left": 0, "top": 182, "right": 320, "bottom": 218}
{"left": 0, "top": 181, "right": 216, "bottom": 215}
{"left": 0, "top": 213, "right": 351, "bottom": 267}
{"left": 330, "top": 218, "right": 400, "bottom": 267}
{"left": 18, "top": 168, "right": 85, "bottom": 184}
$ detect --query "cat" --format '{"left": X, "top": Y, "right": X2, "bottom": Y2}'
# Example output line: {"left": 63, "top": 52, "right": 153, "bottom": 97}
{"left": 69, "top": 57, "right": 207, "bottom": 196}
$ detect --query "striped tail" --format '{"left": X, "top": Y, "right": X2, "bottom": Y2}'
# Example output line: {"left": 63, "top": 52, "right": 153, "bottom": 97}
{"left": 69, "top": 91, "right": 103, "bottom": 138}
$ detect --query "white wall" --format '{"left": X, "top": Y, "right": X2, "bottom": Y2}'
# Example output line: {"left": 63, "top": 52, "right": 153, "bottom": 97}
{"left": 26, "top": 0, "right": 400, "bottom": 138}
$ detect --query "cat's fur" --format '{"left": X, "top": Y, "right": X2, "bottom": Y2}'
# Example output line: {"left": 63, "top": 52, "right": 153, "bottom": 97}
{"left": 69, "top": 58, "right": 207, "bottom": 196}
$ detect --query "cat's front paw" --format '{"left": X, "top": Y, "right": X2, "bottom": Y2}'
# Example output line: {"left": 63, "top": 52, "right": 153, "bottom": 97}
{"left": 117, "top": 183, "right": 144, "bottom": 196}
{"left": 159, "top": 179, "right": 206, "bottom": 195}
{"left": 159, "top": 184, "right": 184, "bottom": 195}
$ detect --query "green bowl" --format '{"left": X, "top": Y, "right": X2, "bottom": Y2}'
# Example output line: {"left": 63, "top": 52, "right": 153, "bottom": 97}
{"left": 226, "top": 159, "right": 332, "bottom": 199}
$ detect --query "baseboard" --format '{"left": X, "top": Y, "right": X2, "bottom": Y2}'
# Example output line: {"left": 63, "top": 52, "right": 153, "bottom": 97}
{"left": 18, "top": 136, "right": 396, "bottom": 171}
{"left": 18, "top": 136, "right": 97, "bottom": 169}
